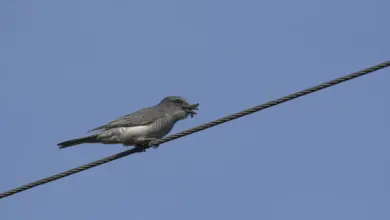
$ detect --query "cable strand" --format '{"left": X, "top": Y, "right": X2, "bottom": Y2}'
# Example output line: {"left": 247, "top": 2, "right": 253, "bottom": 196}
{"left": 1, "top": 61, "right": 389, "bottom": 200}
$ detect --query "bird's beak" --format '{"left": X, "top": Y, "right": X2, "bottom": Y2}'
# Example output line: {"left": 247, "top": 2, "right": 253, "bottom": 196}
{"left": 183, "top": 103, "right": 199, "bottom": 118}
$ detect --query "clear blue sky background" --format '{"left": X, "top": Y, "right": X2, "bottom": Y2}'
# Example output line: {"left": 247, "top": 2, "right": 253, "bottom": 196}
{"left": 0, "top": 0, "right": 389, "bottom": 219}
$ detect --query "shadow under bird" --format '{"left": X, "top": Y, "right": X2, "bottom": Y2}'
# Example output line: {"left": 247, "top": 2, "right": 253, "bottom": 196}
{"left": 58, "top": 96, "right": 199, "bottom": 149}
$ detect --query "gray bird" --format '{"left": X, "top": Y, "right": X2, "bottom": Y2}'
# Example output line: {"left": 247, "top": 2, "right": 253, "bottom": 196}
{"left": 57, "top": 96, "right": 199, "bottom": 149}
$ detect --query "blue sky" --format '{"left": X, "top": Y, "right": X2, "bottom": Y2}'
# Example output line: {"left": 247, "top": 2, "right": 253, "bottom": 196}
{"left": 0, "top": 0, "right": 389, "bottom": 219}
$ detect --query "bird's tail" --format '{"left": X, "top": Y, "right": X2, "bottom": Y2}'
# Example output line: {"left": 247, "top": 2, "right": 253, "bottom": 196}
{"left": 57, "top": 135, "right": 98, "bottom": 149}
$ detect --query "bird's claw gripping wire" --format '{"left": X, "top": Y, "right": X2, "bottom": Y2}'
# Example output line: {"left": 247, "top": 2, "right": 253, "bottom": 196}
{"left": 134, "top": 138, "right": 160, "bottom": 152}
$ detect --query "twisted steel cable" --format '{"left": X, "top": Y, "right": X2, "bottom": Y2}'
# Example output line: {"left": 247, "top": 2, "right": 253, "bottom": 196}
{"left": 1, "top": 61, "right": 389, "bottom": 200}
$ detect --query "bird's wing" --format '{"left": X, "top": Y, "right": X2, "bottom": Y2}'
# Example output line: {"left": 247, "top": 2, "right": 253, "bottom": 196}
{"left": 87, "top": 107, "right": 165, "bottom": 133}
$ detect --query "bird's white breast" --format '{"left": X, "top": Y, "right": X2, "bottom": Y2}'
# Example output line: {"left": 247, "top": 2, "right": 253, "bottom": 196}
{"left": 119, "top": 125, "right": 153, "bottom": 136}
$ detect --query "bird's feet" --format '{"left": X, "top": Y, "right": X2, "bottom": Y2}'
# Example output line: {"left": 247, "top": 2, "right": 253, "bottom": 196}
{"left": 134, "top": 138, "right": 160, "bottom": 150}
{"left": 143, "top": 138, "right": 160, "bottom": 149}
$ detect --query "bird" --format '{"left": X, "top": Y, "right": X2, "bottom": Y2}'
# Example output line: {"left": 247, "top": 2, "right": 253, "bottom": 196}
{"left": 57, "top": 96, "right": 199, "bottom": 149}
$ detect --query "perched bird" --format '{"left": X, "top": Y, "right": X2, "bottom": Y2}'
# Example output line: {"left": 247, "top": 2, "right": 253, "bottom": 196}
{"left": 57, "top": 96, "right": 199, "bottom": 149}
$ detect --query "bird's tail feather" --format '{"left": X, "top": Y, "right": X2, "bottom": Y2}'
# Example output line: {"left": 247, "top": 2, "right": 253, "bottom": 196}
{"left": 57, "top": 135, "right": 98, "bottom": 149}
{"left": 86, "top": 126, "right": 105, "bottom": 133}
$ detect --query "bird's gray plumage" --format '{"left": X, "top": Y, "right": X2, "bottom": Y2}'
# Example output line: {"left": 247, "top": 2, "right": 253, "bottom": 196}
{"left": 87, "top": 106, "right": 169, "bottom": 133}
{"left": 58, "top": 96, "right": 199, "bottom": 149}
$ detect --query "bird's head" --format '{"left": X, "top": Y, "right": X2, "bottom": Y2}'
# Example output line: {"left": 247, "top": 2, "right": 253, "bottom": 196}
{"left": 160, "top": 96, "right": 199, "bottom": 119}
